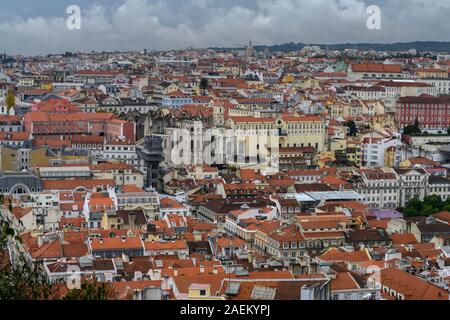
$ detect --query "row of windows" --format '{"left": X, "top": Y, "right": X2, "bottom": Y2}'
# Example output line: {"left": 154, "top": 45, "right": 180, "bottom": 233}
{"left": 105, "top": 146, "right": 135, "bottom": 151}
{"left": 73, "top": 144, "right": 102, "bottom": 149}
{"left": 116, "top": 197, "right": 157, "bottom": 204}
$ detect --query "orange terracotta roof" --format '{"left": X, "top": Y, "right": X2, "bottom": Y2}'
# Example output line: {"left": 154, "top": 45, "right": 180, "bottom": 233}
{"left": 31, "top": 239, "right": 63, "bottom": 259}
{"left": 42, "top": 179, "right": 115, "bottom": 191}
{"left": 90, "top": 237, "right": 143, "bottom": 251}
{"left": 380, "top": 268, "right": 449, "bottom": 300}
{"left": 121, "top": 184, "right": 145, "bottom": 193}
{"left": 319, "top": 248, "right": 371, "bottom": 263}
{"left": 432, "top": 211, "right": 450, "bottom": 223}
{"left": 390, "top": 233, "right": 419, "bottom": 245}
{"left": 351, "top": 63, "right": 402, "bottom": 73}
{"left": 144, "top": 240, "right": 188, "bottom": 251}
{"left": 331, "top": 272, "right": 361, "bottom": 291}
{"left": 160, "top": 197, "right": 186, "bottom": 210}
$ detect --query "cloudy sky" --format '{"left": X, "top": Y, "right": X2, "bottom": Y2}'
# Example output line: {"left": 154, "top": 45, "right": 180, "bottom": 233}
{"left": 0, "top": 0, "right": 449, "bottom": 55}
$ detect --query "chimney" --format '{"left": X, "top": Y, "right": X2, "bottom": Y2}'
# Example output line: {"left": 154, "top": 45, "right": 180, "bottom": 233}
{"left": 99, "top": 238, "right": 104, "bottom": 244}
{"left": 174, "top": 269, "right": 178, "bottom": 277}
{"left": 212, "top": 267, "right": 218, "bottom": 275}
{"left": 200, "top": 265, "right": 205, "bottom": 273}
{"left": 121, "top": 236, "right": 126, "bottom": 243}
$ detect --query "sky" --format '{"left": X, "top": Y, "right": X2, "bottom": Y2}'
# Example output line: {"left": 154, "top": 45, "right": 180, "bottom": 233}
{"left": 0, "top": 0, "right": 449, "bottom": 55}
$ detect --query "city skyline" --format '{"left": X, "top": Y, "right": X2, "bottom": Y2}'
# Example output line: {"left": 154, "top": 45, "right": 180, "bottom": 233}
{"left": 1, "top": 0, "right": 450, "bottom": 304}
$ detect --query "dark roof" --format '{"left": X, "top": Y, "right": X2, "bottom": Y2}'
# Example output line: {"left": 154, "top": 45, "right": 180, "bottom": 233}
{"left": 429, "top": 175, "right": 450, "bottom": 185}
{"left": 417, "top": 222, "right": 450, "bottom": 234}
{"left": 187, "top": 241, "right": 212, "bottom": 255}
{"left": 295, "top": 183, "right": 335, "bottom": 193}
{"left": 398, "top": 95, "right": 450, "bottom": 104}
{"left": 201, "top": 200, "right": 243, "bottom": 214}
{"left": 275, "top": 280, "right": 328, "bottom": 300}
{"left": 404, "top": 216, "right": 428, "bottom": 225}
{"left": 393, "top": 168, "right": 427, "bottom": 175}
{"left": 345, "top": 228, "right": 391, "bottom": 242}
{"left": 116, "top": 210, "right": 147, "bottom": 226}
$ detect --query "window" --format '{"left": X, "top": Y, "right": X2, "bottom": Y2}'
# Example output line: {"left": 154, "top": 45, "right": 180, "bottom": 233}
{"left": 199, "top": 290, "right": 206, "bottom": 296}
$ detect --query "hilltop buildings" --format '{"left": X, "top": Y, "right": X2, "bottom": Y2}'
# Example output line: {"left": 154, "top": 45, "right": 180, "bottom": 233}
{"left": 1, "top": 47, "right": 450, "bottom": 300}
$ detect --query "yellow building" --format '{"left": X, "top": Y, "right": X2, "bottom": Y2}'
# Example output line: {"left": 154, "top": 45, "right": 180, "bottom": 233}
{"left": 317, "top": 151, "right": 336, "bottom": 168}
{"left": 102, "top": 212, "right": 121, "bottom": 230}
{"left": 384, "top": 146, "right": 397, "bottom": 168}
{"left": 372, "top": 113, "right": 396, "bottom": 131}
{"left": 40, "top": 83, "right": 53, "bottom": 91}
{"left": 187, "top": 283, "right": 226, "bottom": 300}
{"left": 417, "top": 68, "right": 448, "bottom": 79}
{"left": 331, "top": 139, "right": 347, "bottom": 154}
{"left": 299, "top": 77, "right": 321, "bottom": 89}
{"left": 101, "top": 210, "right": 146, "bottom": 231}
{"left": 227, "top": 113, "right": 326, "bottom": 151}
{"left": 29, "top": 147, "right": 58, "bottom": 169}
{"left": 329, "top": 100, "right": 350, "bottom": 118}
{"left": 0, "top": 146, "right": 18, "bottom": 171}
{"left": 279, "top": 114, "right": 326, "bottom": 151}
{"left": 346, "top": 139, "right": 362, "bottom": 167}
{"left": 281, "top": 74, "right": 295, "bottom": 83}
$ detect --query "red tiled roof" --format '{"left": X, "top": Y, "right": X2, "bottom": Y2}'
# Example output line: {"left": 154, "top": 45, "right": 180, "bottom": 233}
{"left": 91, "top": 237, "right": 143, "bottom": 251}
{"left": 351, "top": 63, "right": 402, "bottom": 73}
{"left": 144, "top": 240, "right": 188, "bottom": 251}
{"left": 31, "top": 239, "right": 63, "bottom": 259}
{"left": 42, "top": 179, "right": 115, "bottom": 191}
{"left": 380, "top": 268, "right": 449, "bottom": 300}
{"left": 318, "top": 248, "right": 371, "bottom": 263}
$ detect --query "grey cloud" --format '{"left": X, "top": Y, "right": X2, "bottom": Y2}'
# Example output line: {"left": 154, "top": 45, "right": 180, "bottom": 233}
{"left": 0, "top": 0, "right": 449, "bottom": 55}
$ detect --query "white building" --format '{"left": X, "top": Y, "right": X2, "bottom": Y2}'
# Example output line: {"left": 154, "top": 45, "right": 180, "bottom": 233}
{"left": 422, "top": 78, "right": 450, "bottom": 95}
{"left": 362, "top": 133, "right": 402, "bottom": 168}
{"left": 101, "top": 140, "right": 140, "bottom": 168}
{"left": 355, "top": 169, "right": 399, "bottom": 209}
{"left": 224, "top": 206, "right": 277, "bottom": 237}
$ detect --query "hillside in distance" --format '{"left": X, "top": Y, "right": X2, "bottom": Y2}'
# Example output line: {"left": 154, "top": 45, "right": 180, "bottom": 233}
{"left": 212, "top": 41, "right": 450, "bottom": 53}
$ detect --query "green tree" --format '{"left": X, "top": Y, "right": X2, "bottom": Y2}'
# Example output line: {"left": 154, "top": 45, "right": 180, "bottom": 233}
{"left": 423, "top": 194, "right": 443, "bottom": 211}
{"left": 401, "top": 195, "right": 446, "bottom": 217}
{"left": 403, "top": 198, "right": 422, "bottom": 217}
{"left": 346, "top": 120, "right": 358, "bottom": 136}
{"left": 0, "top": 255, "right": 56, "bottom": 300}
{"left": 422, "top": 205, "right": 439, "bottom": 216}
{"left": 1, "top": 194, "right": 57, "bottom": 300}
{"left": 1, "top": 194, "right": 111, "bottom": 300}
{"left": 199, "top": 78, "right": 209, "bottom": 95}
{"left": 63, "top": 280, "right": 113, "bottom": 300}
{"left": 403, "top": 117, "right": 422, "bottom": 136}
{"left": 0, "top": 194, "right": 21, "bottom": 247}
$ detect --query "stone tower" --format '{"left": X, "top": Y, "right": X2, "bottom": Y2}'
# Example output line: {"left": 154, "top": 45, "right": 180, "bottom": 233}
{"left": 136, "top": 135, "right": 164, "bottom": 190}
